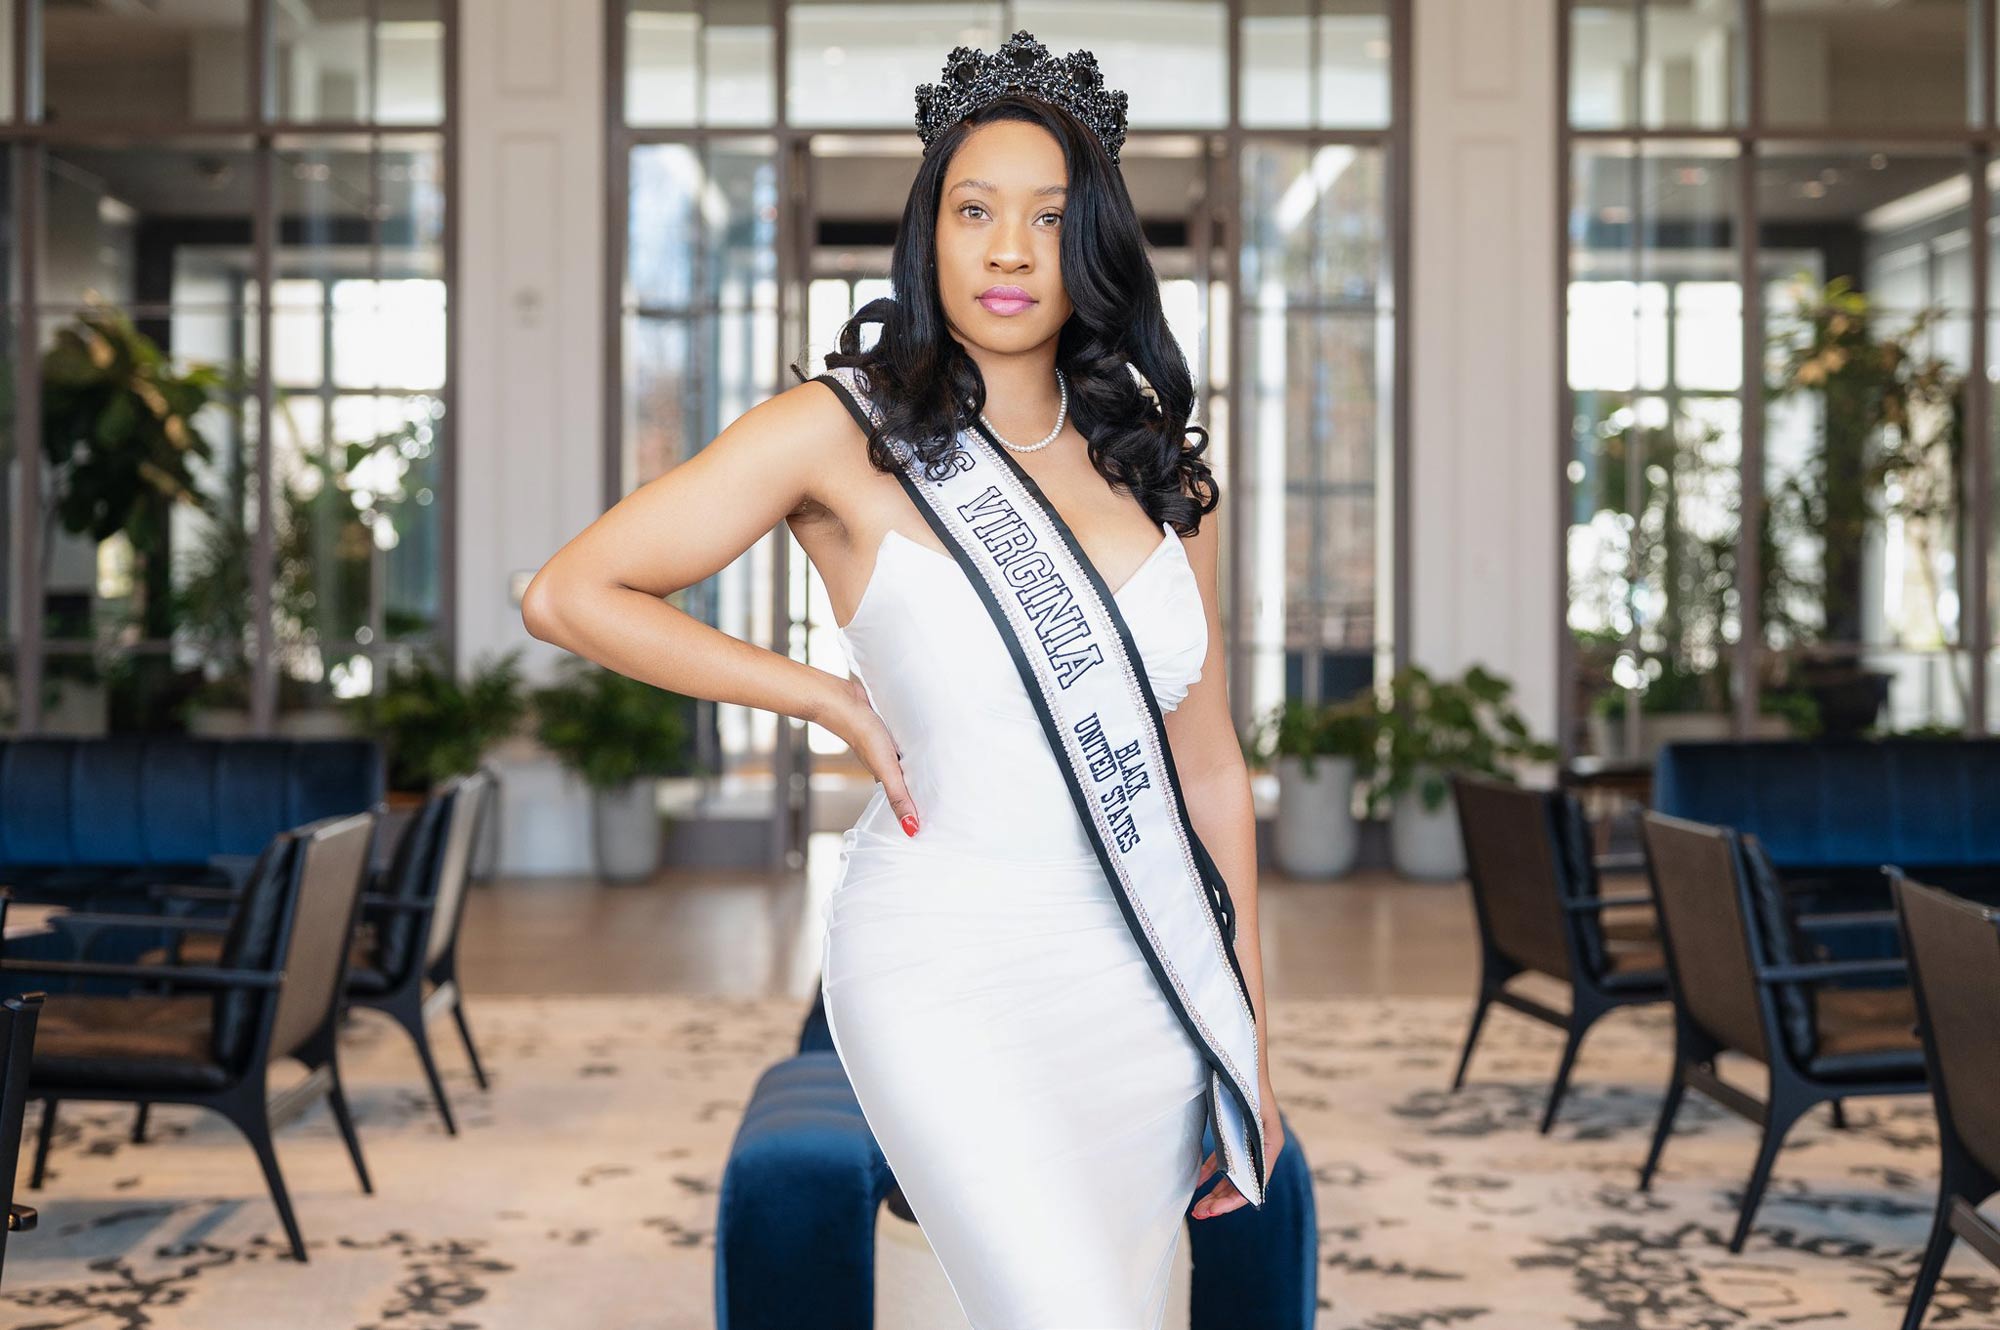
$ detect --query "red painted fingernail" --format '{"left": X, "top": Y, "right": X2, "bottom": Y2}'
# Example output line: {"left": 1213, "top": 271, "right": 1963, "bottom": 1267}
{"left": 901, "top": 813, "right": 920, "bottom": 837}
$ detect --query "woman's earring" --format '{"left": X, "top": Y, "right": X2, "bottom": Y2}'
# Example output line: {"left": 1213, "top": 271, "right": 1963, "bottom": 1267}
{"left": 1126, "top": 361, "right": 1163, "bottom": 416}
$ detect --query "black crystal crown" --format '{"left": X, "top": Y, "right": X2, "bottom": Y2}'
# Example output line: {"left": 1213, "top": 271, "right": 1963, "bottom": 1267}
{"left": 914, "top": 30, "right": 1130, "bottom": 165}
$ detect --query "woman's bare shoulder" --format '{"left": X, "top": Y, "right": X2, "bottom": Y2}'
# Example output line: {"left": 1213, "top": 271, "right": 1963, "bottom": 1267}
{"left": 730, "top": 375, "right": 869, "bottom": 445}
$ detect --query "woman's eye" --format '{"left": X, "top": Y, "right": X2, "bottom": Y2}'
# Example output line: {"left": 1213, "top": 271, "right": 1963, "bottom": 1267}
{"left": 1038, "top": 212, "right": 1062, "bottom": 226}
{"left": 956, "top": 201, "right": 1064, "bottom": 224}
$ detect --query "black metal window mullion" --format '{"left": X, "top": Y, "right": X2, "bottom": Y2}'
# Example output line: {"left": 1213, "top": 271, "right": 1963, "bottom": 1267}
{"left": 251, "top": 139, "right": 278, "bottom": 731}
{"left": 1971, "top": 0, "right": 1997, "bottom": 726}
{"left": 13, "top": 138, "right": 41, "bottom": 731}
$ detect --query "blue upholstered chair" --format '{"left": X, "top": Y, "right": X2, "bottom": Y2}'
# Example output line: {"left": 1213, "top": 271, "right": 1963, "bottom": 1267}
{"left": 715, "top": 988, "right": 1318, "bottom": 1330}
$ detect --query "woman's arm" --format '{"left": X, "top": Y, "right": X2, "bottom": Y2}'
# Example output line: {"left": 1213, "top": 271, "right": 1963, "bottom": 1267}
{"left": 521, "top": 379, "right": 921, "bottom": 830}
{"left": 1163, "top": 508, "right": 1283, "bottom": 1217}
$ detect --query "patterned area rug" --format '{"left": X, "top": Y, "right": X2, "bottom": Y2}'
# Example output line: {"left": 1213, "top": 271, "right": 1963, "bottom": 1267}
{"left": 0, "top": 991, "right": 1992, "bottom": 1329}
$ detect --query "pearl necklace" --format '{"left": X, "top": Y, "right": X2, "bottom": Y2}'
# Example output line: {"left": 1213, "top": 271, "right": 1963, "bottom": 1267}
{"left": 981, "top": 369, "right": 1068, "bottom": 454}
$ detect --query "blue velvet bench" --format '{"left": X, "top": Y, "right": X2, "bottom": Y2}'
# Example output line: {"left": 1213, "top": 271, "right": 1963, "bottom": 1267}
{"left": 0, "top": 736, "right": 384, "bottom": 989}
{"left": 715, "top": 989, "right": 1318, "bottom": 1330}
{"left": 1653, "top": 737, "right": 2000, "bottom": 955}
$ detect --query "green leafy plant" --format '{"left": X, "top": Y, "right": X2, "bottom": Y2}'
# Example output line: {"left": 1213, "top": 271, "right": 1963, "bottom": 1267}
{"left": 531, "top": 657, "right": 700, "bottom": 792}
{"left": 1365, "top": 664, "right": 1556, "bottom": 815}
{"left": 1571, "top": 408, "right": 1745, "bottom": 674}
{"left": 42, "top": 302, "right": 223, "bottom": 545}
{"left": 169, "top": 395, "right": 441, "bottom": 719}
{"left": 271, "top": 393, "right": 440, "bottom": 653}
{"left": 348, "top": 649, "right": 528, "bottom": 793}
{"left": 41, "top": 303, "right": 225, "bottom": 638}
{"left": 1766, "top": 273, "right": 1965, "bottom": 711}
{"left": 1254, "top": 695, "right": 1380, "bottom": 782}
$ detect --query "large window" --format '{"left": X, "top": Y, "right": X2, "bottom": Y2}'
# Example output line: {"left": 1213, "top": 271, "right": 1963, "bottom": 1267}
{"left": 611, "top": 0, "right": 1407, "bottom": 866}
{"left": 1563, "top": 0, "right": 1998, "bottom": 759}
{"left": 0, "top": 1, "right": 454, "bottom": 737}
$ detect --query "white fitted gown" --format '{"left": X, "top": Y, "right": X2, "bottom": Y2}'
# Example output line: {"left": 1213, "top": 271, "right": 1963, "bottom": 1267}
{"left": 820, "top": 517, "right": 1214, "bottom": 1330}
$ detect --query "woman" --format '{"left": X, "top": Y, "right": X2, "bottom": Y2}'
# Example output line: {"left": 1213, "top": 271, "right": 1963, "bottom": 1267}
{"left": 523, "top": 31, "right": 1283, "bottom": 1328}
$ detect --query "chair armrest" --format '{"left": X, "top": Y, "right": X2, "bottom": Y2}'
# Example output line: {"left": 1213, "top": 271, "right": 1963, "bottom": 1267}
{"left": 1563, "top": 894, "right": 1655, "bottom": 912}
{"left": 1758, "top": 958, "right": 1908, "bottom": 983}
{"left": 205, "top": 853, "right": 261, "bottom": 895}
{"left": 0, "top": 959, "right": 281, "bottom": 989}
{"left": 144, "top": 883, "right": 243, "bottom": 905}
{"left": 50, "top": 911, "right": 232, "bottom": 933}
{"left": 1592, "top": 851, "right": 1648, "bottom": 874}
{"left": 359, "top": 893, "right": 433, "bottom": 914}
{"left": 8, "top": 1203, "right": 35, "bottom": 1232}
{"left": 1796, "top": 909, "right": 1900, "bottom": 931}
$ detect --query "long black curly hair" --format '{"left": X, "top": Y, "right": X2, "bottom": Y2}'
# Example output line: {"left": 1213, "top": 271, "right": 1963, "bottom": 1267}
{"left": 797, "top": 92, "right": 1219, "bottom": 536}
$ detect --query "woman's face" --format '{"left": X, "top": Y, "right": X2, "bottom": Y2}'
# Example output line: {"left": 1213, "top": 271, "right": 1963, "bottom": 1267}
{"left": 932, "top": 118, "right": 1075, "bottom": 356}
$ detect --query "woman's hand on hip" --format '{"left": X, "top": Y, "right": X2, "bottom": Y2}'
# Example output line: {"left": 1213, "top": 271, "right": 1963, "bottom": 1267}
{"left": 822, "top": 676, "right": 920, "bottom": 836}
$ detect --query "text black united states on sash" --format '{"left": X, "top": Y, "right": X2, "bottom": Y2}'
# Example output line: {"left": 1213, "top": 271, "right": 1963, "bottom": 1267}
{"left": 814, "top": 365, "right": 1269, "bottom": 1207}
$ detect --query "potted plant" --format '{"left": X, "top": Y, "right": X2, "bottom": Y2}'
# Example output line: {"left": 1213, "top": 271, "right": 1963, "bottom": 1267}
{"left": 1257, "top": 694, "right": 1379, "bottom": 879}
{"left": 531, "top": 658, "right": 700, "bottom": 882}
{"left": 1766, "top": 274, "right": 1965, "bottom": 737}
{"left": 1365, "top": 663, "right": 1556, "bottom": 881}
{"left": 349, "top": 648, "right": 527, "bottom": 798}
{"left": 347, "top": 649, "right": 527, "bottom": 876}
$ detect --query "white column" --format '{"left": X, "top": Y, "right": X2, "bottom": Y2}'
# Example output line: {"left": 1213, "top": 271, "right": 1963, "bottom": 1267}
{"left": 458, "top": 0, "right": 607, "bottom": 874}
{"left": 1408, "top": 0, "right": 1561, "bottom": 744}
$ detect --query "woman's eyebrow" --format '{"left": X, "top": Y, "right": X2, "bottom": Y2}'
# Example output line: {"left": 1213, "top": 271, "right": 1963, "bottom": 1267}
{"left": 947, "top": 177, "right": 1068, "bottom": 197}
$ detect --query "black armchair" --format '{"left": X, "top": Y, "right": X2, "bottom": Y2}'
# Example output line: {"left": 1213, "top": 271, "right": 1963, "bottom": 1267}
{"left": 1888, "top": 872, "right": 2000, "bottom": 1330}
{"left": 0, "top": 980, "right": 43, "bottom": 1287}
{"left": 0, "top": 812, "right": 378, "bottom": 1263}
{"left": 344, "top": 768, "right": 494, "bottom": 1132}
{"left": 1636, "top": 812, "right": 1928, "bottom": 1252}
{"left": 143, "top": 769, "right": 495, "bottom": 1134}
{"left": 1449, "top": 774, "right": 1672, "bottom": 1133}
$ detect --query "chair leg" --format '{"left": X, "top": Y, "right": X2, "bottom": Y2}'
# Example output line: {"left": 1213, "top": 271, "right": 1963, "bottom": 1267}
{"left": 1727, "top": 1088, "right": 1809, "bottom": 1254}
{"left": 1901, "top": 1192, "right": 1958, "bottom": 1330}
{"left": 1540, "top": 1010, "right": 1597, "bottom": 1136}
{"left": 450, "top": 997, "right": 489, "bottom": 1092}
{"left": 324, "top": 1066, "right": 373, "bottom": 1196}
{"left": 388, "top": 996, "right": 458, "bottom": 1136}
{"left": 228, "top": 1102, "right": 308, "bottom": 1263}
{"left": 29, "top": 1099, "right": 57, "bottom": 1190}
{"left": 1638, "top": 1060, "right": 1687, "bottom": 1192}
{"left": 131, "top": 1101, "right": 150, "bottom": 1144}
{"left": 1451, "top": 986, "right": 1496, "bottom": 1092}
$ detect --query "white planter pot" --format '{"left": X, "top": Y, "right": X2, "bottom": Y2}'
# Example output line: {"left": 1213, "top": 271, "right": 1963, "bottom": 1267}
{"left": 1390, "top": 771, "right": 1464, "bottom": 881}
{"left": 1273, "top": 754, "right": 1360, "bottom": 879}
{"left": 591, "top": 778, "right": 662, "bottom": 882}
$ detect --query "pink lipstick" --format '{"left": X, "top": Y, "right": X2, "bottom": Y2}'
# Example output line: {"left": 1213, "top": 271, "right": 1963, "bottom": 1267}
{"left": 977, "top": 285, "right": 1036, "bottom": 316}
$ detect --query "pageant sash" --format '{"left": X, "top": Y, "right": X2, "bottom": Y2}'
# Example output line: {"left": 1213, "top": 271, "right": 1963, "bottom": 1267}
{"left": 814, "top": 365, "right": 1269, "bottom": 1207}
